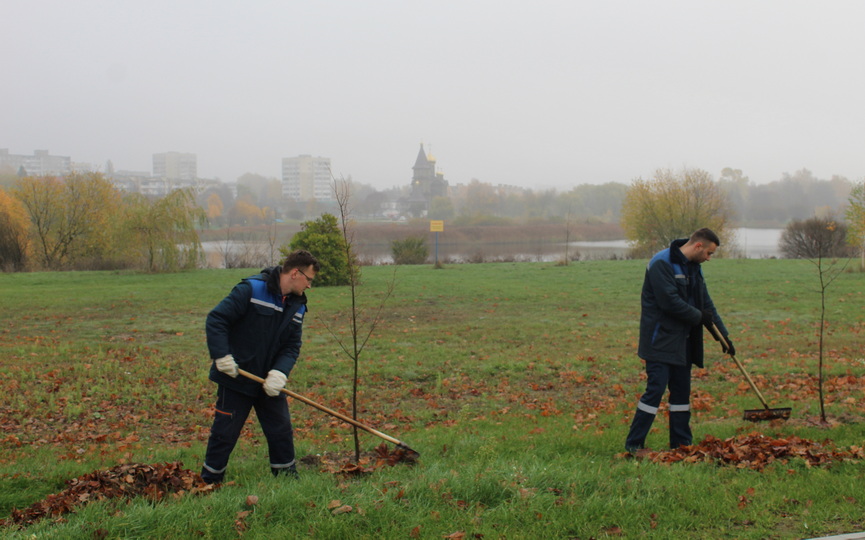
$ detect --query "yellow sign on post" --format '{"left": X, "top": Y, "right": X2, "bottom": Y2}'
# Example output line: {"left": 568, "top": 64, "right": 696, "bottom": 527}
{"left": 430, "top": 221, "right": 444, "bottom": 264}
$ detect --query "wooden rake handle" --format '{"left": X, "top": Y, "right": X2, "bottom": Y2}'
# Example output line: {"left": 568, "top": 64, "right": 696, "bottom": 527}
{"left": 237, "top": 368, "right": 408, "bottom": 448}
{"left": 707, "top": 323, "right": 771, "bottom": 410}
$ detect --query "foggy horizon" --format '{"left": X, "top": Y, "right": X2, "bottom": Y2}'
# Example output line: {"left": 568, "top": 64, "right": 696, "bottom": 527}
{"left": 4, "top": 1, "right": 865, "bottom": 190}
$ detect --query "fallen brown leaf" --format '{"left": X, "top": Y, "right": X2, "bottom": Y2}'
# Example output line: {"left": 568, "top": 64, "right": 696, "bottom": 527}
{"left": 332, "top": 505, "right": 353, "bottom": 515}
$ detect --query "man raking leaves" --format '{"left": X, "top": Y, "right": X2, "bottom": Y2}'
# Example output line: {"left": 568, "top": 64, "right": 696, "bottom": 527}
{"left": 201, "top": 250, "right": 320, "bottom": 483}
{"left": 625, "top": 228, "right": 734, "bottom": 453}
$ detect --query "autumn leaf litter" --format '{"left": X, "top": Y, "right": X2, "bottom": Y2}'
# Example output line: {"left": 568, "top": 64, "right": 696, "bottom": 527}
{"left": 623, "top": 432, "right": 865, "bottom": 471}
{"left": 2, "top": 443, "right": 417, "bottom": 529}
{"left": 5, "top": 434, "right": 861, "bottom": 530}
{"left": 1, "top": 462, "right": 214, "bottom": 528}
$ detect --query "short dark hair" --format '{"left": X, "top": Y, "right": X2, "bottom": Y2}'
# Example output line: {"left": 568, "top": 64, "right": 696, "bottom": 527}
{"left": 690, "top": 228, "right": 720, "bottom": 247}
{"left": 282, "top": 250, "right": 321, "bottom": 272}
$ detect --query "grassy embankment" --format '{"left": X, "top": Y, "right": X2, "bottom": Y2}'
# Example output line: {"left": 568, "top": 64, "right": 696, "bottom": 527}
{"left": 0, "top": 259, "right": 863, "bottom": 538}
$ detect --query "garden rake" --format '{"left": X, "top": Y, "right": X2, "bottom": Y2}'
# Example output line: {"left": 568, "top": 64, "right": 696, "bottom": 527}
{"left": 237, "top": 369, "right": 419, "bottom": 457}
{"left": 708, "top": 323, "right": 792, "bottom": 422}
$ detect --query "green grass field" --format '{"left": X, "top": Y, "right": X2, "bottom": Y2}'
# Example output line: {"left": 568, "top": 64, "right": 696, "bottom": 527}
{"left": 0, "top": 259, "right": 863, "bottom": 539}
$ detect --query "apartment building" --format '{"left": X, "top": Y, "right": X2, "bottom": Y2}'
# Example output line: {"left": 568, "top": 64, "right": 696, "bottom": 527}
{"left": 282, "top": 155, "right": 332, "bottom": 201}
{"left": 0, "top": 149, "right": 71, "bottom": 177}
{"left": 152, "top": 152, "right": 197, "bottom": 181}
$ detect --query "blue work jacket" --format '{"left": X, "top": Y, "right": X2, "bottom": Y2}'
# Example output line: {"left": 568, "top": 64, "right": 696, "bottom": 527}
{"left": 206, "top": 267, "right": 308, "bottom": 396}
{"left": 637, "top": 239, "right": 728, "bottom": 368}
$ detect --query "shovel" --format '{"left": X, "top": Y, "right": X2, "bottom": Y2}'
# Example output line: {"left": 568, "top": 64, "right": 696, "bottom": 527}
{"left": 237, "top": 368, "right": 419, "bottom": 456}
{"left": 707, "top": 323, "right": 792, "bottom": 422}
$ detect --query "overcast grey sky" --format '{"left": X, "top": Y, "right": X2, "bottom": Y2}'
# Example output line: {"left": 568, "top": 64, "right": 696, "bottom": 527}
{"left": 3, "top": 1, "right": 864, "bottom": 190}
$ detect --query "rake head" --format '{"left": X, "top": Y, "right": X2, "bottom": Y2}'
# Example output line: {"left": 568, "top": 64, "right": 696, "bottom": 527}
{"left": 743, "top": 407, "right": 792, "bottom": 422}
{"left": 395, "top": 444, "right": 421, "bottom": 462}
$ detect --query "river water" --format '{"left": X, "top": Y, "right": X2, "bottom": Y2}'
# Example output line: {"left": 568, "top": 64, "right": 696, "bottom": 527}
{"left": 202, "top": 228, "right": 784, "bottom": 267}
{"left": 731, "top": 228, "right": 784, "bottom": 258}
{"left": 569, "top": 228, "right": 782, "bottom": 259}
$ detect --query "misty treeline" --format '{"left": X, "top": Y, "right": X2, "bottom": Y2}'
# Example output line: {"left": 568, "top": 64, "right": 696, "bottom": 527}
{"left": 2, "top": 167, "right": 863, "bottom": 272}
{"left": 196, "top": 168, "right": 855, "bottom": 229}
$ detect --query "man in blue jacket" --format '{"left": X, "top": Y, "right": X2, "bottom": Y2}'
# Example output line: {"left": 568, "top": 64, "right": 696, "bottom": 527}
{"left": 201, "top": 249, "right": 320, "bottom": 483}
{"left": 625, "top": 229, "right": 733, "bottom": 453}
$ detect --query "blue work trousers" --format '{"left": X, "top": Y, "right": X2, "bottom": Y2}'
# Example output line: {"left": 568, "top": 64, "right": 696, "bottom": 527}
{"left": 201, "top": 384, "right": 295, "bottom": 483}
{"left": 625, "top": 361, "right": 692, "bottom": 450}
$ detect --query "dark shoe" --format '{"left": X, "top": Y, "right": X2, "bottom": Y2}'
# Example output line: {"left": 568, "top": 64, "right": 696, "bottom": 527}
{"left": 201, "top": 470, "right": 224, "bottom": 485}
{"left": 272, "top": 465, "right": 299, "bottom": 479}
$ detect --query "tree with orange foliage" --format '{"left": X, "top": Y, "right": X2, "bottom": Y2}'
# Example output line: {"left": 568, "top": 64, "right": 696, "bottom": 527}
{"left": 206, "top": 192, "right": 224, "bottom": 221}
{"left": 233, "top": 198, "right": 267, "bottom": 225}
{"left": 13, "top": 172, "right": 121, "bottom": 269}
{"left": 0, "top": 188, "right": 30, "bottom": 271}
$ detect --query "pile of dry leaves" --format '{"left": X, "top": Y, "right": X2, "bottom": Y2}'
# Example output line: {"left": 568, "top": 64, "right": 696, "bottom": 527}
{"left": 3, "top": 443, "right": 417, "bottom": 530}
{"left": 1, "top": 462, "right": 214, "bottom": 529}
{"left": 629, "top": 433, "right": 865, "bottom": 471}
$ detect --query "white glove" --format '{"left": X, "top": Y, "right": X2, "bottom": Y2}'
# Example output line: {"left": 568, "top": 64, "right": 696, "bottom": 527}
{"left": 263, "top": 369, "right": 287, "bottom": 397}
{"left": 215, "top": 354, "right": 238, "bottom": 378}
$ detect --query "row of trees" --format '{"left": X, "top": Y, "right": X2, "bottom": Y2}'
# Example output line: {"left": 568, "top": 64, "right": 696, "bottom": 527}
{"left": 193, "top": 168, "right": 856, "bottom": 230}
{"left": 3, "top": 168, "right": 863, "bottom": 272}
{"left": 718, "top": 168, "right": 853, "bottom": 226}
{"left": 0, "top": 172, "right": 204, "bottom": 272}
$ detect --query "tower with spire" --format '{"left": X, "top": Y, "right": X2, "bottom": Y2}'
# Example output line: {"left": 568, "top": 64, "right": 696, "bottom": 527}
{"left": 408, "top": 143, "right": 448, "bottom": 214}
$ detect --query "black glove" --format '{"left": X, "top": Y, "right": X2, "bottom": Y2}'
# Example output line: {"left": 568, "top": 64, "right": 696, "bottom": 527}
{"left": 723, "top": 337, "right": 736, "bottom": 357}
{"left": 700, "top": 309, "right": 714, "bottom": 327}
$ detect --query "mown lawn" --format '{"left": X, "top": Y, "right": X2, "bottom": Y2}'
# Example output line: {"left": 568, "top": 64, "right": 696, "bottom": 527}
{"left": 0, "top": 259, "right": 863, "bottom": 539}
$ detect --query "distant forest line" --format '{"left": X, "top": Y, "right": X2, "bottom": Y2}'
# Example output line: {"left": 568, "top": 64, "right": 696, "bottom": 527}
{"left": 3, "top": 167, "right": 860, "bottom": 272}
{"left": 2, "top": 166, "right": 855, "bottom": 229}
{"left": 195, "top": 167, "right": 856, "bottom": 229}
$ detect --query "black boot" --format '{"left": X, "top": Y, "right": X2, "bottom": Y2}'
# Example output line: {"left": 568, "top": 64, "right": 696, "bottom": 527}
{"left": 201, "top": 467, "right": 224, "bottom": 485}
{"left": 272, "top": 464, "right": 298, "bottom": 479}
{"left": 625, "top": 408, "right": 656, "bottom": 452}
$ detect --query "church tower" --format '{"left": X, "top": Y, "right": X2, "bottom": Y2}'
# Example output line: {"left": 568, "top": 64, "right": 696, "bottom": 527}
{"left": 409, "top": 143, "right": 448, "bottom": 210}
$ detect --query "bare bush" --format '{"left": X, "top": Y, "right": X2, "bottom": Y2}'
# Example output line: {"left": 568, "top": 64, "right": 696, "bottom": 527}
{"left": 779, "top": 217, "right": 854, "bottom": 259}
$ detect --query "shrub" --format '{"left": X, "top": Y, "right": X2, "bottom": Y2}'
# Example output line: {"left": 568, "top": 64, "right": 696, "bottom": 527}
{"left": 391, "top": 236, "right": 429, "bottom": 265}
{"left": 284, "top": 213, "right": 353, "bottom": 286}
{"left": 779, "top": 216, "right": 854, "bottom": 259}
